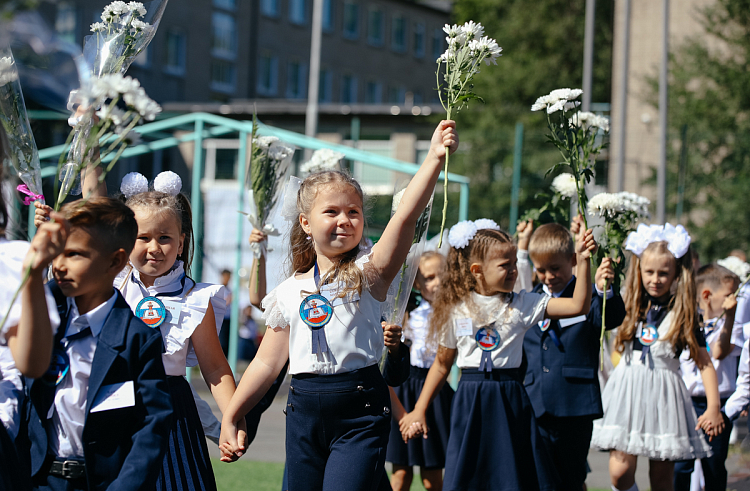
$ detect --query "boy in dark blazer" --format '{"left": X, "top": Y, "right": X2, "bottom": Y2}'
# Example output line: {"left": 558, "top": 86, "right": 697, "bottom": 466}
{"left": 522, "top": 221, "right": 626, "bottom": 491}
{"left": 26, "top": 197, "right": 173, "bottom": 491}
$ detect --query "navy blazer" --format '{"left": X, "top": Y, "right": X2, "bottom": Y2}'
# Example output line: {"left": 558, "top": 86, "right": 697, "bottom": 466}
{"left": 26, "top": 283, "right": 173, "bottom": 491}
{"left": 522, "top": 278, "right": 626, "bottom": 419}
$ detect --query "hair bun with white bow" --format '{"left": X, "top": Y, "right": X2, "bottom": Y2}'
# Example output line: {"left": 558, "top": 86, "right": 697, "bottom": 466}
{"left": 153, "top": 171, "right": 182, "bottom": 196}
{"left": 120, "top": 172, "right": 149, "bottom": 198}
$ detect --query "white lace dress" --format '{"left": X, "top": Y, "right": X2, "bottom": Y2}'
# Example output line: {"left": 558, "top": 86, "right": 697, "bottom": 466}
{"left": 590, "top": 311, "right": 711, "bottom": 460}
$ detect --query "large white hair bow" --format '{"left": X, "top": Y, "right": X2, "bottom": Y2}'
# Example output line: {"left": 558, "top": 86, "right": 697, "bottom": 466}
{"left": 624, "top": 223, "right": 691, "bottom": 259}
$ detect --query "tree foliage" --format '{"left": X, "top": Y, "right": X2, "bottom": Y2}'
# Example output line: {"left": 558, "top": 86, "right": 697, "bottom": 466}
{"left": 660, "top": 0, "right": 750, "bottom": 260}
{"left": 441, "top": 0, "right": 613, "bottom": 230}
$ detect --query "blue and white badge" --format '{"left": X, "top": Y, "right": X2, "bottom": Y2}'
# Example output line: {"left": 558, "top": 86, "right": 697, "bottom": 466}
{"left": 300, "top": 294, "right": 334, "bottom": 354}
{"left": 46, "top": 348, "right": 70, "bottom": 386}
{"left": 639, "top": 324, "right": 659, "bottom": 346}
{"left": 475, "top": 327, "right": 500, "bottom": 351}
{"left": 135, "top": 296, "right": 167, "bottom": 329}
{"left": 538, "top": 319, "right": 551, "bottom": 332}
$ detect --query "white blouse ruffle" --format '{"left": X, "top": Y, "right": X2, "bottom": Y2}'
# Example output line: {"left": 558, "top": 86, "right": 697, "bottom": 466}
{"left": 116, "top": 261, "right": 227, "bottom": 376}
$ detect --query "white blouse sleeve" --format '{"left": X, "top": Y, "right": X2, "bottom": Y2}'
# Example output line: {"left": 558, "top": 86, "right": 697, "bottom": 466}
{"left": 516, "top": 290, "right": 551, "bottom": 329}
{"left": 262, "top": 286, "right": 290, "bottom": 330}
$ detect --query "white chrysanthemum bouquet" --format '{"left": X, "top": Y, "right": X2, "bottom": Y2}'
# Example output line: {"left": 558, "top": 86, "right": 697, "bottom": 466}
{"left": 65, "top": 0, "right": 167, "bottom": 195}
{"left": 245, "top": 116, "right": 295, "bottom": 290}
{"left": 383, "top": 184, "right": 434, "bottom": 324}
{"left": 531, "top": 89, "right": 610, "bottom": 231}
{"left": 435, "top": 21, "right": 502, "bottom": 246}
{"left": 0, "top": 48, "right": 44, "bottom": 205}
{"left": 299, "top": 148, "right": 345, "bottom": 176}
{"left": 587, "top": 191, "right": 650, "bottom": 367}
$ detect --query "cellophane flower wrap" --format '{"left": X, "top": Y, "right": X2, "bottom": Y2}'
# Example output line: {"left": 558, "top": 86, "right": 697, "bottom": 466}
{"left": 435, "top": 21, "right": 502, "bottom": 246}
{"left": 383, "top": 184, "right": 434, "bottom": 325}
{"left": 245, "top": 118, "right": 294, "bottom": 290}
{"left": 587, "top": 191, "right": 650, "bottom": 368}
{"left": 0, "top": 47, "right": 44, "bottom": 202}
{"left": 300, "top": 148, "right": 345, "bottom": 176}
{"left": 531, "top": 90, "right": 610, "bottom": 231}
{"left": 65, "top": 0, "right": 168, "bottom": 195}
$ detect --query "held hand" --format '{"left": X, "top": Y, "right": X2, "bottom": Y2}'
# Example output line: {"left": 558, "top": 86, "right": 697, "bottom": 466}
{"left": 23, "top": 213, "right": 69, "bottom": 273}
{"left": 382, "top": 322, "right": 403, "bottom": 355}
{"left": 219, "top": 418, "right": 243, "bottom": 462}
{"left": 722, "top": 293, "right": 738, "bottom": 313}
{"left": 399, "top": 410, "right": 429, "bottom": 442}
{"left": 696, "top": 408, "right": 725, "bottom": 441}
{"left": 570, "top": 214, "right": 584, "bottom": 236}
{"left": 428, "top": 120, "right": 459, "bottom": 161}
{"left": 595, "top": 257, "right": 615, "bottom": 292}
{"left": 33, "top": 201, "right": 53, "bottom": 228}
{"left": 575, "top": 229, "right": 597, "bottom": 260}
{"left": 248, "top": 228, "right": 267, "bottom": 245}
{"left": 516, "top": 219, "right": 534, "bottom": 251}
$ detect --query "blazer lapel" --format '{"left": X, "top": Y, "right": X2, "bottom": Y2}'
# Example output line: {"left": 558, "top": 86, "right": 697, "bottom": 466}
{"left": 85, "top": 294, "right": 130, "bottom": 416}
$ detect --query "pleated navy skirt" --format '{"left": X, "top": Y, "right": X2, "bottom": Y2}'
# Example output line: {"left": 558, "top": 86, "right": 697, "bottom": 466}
{"left": 443, "top": 369, "right": 559, "bottom": 491}
{"left": 386, "top": 365, "right": 454, "bottom": 469}
{"left": 0, "top": 422, "right": 30, "bottom": 491}
{"left": 156, "top": 376, "right": 217, "bottom": 491}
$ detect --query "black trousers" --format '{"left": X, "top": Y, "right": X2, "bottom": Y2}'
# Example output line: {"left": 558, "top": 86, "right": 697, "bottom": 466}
{"left": 535, "top": 414, "right": 594, "bottom": 491}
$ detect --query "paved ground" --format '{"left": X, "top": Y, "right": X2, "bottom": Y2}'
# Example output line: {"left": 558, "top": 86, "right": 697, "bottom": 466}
{"left": 193, "top": 369, "right": 750, "bottom": 489}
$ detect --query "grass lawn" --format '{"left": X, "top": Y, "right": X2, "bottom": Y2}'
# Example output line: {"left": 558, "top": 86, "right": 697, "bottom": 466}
{"left": 212, "top": 459, "right": 614, "bottom": 491}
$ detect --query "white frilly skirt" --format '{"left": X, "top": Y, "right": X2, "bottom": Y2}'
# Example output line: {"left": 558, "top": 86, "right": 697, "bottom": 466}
{"left": 590, "top": 345, "right": 711, "bottom": 461}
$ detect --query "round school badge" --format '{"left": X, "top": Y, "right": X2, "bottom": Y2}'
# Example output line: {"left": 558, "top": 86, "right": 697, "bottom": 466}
{"left": 135, "top": 296, "right": 167, "bottom": 329}
{"left": 640, "top": 324, "right": 659, "bottom": 346}
{"left": 539, "top": 319, "right": 551, "bottom": 332}
{"left": 299, "top": 294, "right": 333, "bottom": 330}
{"left": 475, "top": 327, "right": 500, "bottom": 352}
{"left": 46, "top": 348, "right": 70, "bottom": 386}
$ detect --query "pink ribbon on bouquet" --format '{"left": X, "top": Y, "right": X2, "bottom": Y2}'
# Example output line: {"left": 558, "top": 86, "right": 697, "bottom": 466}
{"left": 17, "top": 184, "right": 43, "bottom": 205}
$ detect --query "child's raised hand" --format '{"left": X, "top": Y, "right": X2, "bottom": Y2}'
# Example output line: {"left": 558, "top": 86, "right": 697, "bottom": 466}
{"left": 382, "top": 322, "right": 403, "bottom": 356}
{"left": 595, "top": 257, "right": 615, "bottom": 292}
{"left": 575, "top": 229, "right": 597, "bottom": 260}
{"left": 24, "top": 213, "right": 69, "bottom": 273}
{"left": 570, "top": 214, "right": 584, "bottom": 236}
{"left": 428, "top": 120, "right": 458, "bottom": 161}
{"left": 516, "top": 219, "right": 534, "bottom": 251}
{"left": 33, "top": 201, "right": 53, "bottom": 228}
{"left": 248, "top": 228, "right": 267, "bottom": 244}
{"left": 722, "top": 293, "right": 738, "bottom": 313}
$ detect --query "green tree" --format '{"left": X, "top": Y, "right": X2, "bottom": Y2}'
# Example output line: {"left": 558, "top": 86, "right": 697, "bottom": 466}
{"left": 439, "top": 0, "right": 613, "bottom": 230}
{"left": 658, "top": 0, "right": 750, "bottom": 260}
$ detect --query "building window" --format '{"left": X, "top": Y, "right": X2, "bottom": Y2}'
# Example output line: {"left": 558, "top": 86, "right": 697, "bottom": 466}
{"left": 257, "top": 54, "right": 279, "bottom": 96}
{"left": 55, "top": 3, "right": 77, "bottom": 44}
{"left": 286, "top": 61, "right": 307, "bottom": 99}
{"left": 289, "top": 0, "right": 307, "bottom": 25}
{"left": 388, "top": 86, "right": 405, "bottom": 104}
{"left": 163, "top": 30, "right": 186, "bottom": 75}
{"left": 391, "top": 14, "right": 406, "bottom": 52}
{"left": 212, "top": 12, "right": 237, "bottom": 60}
{"left": 261, "top": 0, "right": 279, "bottom": 17}
{"left": 133, "top": 44, "right": 151, "bottom": 68}
{"left": 432, "top": 28, "right": 443, "bottom": 62}
{"left": 322, "top": 0, "right": 334, "bottom": 31}
{"left": 211, "top": 60, "right": 236, "bottom": 93}
{"left": 341, "top": 75, "right": 358, "bottom": 103}
{"left": 413, "top": 22, "right": 425, "bottom": 58}
{"left": 365, "top": 81, "right": 382, "bottom": 104}
{"left": 367, "top": 9, "right": 383, "bottom": 46}
{"left": 318, "top": 69, "right": 333, "bottom": 102}
{"left": 213, "top": 0, "right": 236, "bottom": 10}
{"left": 342, "top": 2, "right": 359, "bottom": 40}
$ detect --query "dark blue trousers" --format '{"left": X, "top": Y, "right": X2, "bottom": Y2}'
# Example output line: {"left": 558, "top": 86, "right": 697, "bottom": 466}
{"left": 285, "top": 365, "right": 391, "bottom": 491}
{"left": 535, "top": 415, "right": 594, "bottom": 491}
{"left": 674, "top": 397, "right": 732, "bottom": 491}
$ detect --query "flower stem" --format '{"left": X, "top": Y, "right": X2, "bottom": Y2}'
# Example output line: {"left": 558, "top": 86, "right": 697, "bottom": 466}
{"left": 600, "top": 285, "right": 607, "bottom": 371}
{"left": 437, "top": 106, "right": 452, "bottom": 249}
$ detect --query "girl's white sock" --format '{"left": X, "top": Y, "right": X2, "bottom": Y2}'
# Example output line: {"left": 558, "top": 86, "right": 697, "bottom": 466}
{"left": 611, "top": 484, "right": 638, "bottom": 491}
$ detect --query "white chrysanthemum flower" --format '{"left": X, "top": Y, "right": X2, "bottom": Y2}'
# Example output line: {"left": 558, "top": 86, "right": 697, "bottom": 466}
{"left": 127, "top": 1, "right": 147, "bottom": 16}
{"left": 96, "top": 106, "right": 128, "bottom": 126}
{"left": 116, "top": 127, "right": 142, "bottom": 146}
{"left": 120, "top": 172, "right": 148, "bottom": 197}
{"left": 570, "top": 111, "right": 610, "bottom": 133}
{"left": 461, "top": 20, "right": 484, "bottom": 41}
{"left": 300, "top": 148, "right": 345, "bottom": 175}
{"left": 448, "top": 220, "right": 478, "bottom": 249}
{"left": 0, "top": 56, "right": 18, "bottom": 86}
{"left": 474, "top": 218, "right": 500, "bottom": 231}
{"left": 255, "top": 136, "right": 279, "bottom": 150}
{"left": 90, "top": 22, "right": 107, "bottom": 32}
{"left": 268, "top": 143, "right": 294, "bottom": 161}
{"left": 153, "top": 171, "right": 182, "bottom": 196}
{"left": 131, "top": 19, "right": 150, "bottom": 31}
{"left": 531, "top": 88, "right": 583, "bottom": 112}
{"left": 718, "top": 256, "right": 750, "bottom": 283}
{"left": 616, "top": 192, "right": 650, "bottom": 217}
{"left": 549, "top": 88, "right": 583, "bottom": 102}
{"left": 478, "top": 36, "right": 502, "bottom": 65}
{"left": 587, "top": 192, "right": 624, "bottom": 218}
{"left": 551, "top": 173, "right": 577, "bottom": 198}
{"left": 443, "top": 24, "right": 460, "bottom": 38}
{"left": 123, "top": 86, "right": 161, "bottom": 121}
